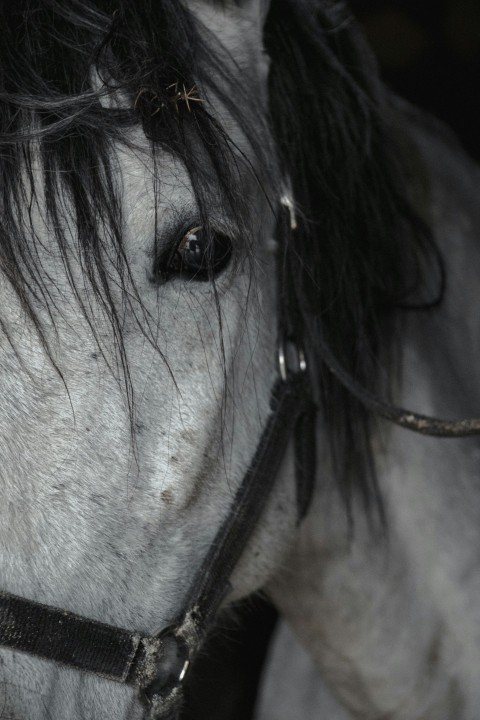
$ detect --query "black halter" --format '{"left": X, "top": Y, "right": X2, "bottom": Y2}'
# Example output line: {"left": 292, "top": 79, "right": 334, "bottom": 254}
{"left": 2, "top": 197, "right": 480, "bottom": 719}
{"left": 0, "top": 372, "right": 313, "bottom": 720}
{"left": 0, "top": 200, "right": 317, "bottom": 720}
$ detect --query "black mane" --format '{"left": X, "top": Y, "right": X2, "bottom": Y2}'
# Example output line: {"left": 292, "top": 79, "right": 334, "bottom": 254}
{"left": 265, "top": 0, "right": 444, "bottom": 515}
{"left": 0, "top": 0, "right": 441, "bottom": 514}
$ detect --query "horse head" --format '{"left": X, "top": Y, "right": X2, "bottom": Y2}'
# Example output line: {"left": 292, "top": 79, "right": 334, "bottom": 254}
{"left": 0, "top": 0, "right": 457, "bottom": 717}
{"left": 0, "top": 1, "right": 304, "bottom": 717}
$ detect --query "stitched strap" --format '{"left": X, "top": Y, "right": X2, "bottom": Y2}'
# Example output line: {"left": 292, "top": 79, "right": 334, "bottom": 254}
{"left": 0, "top": 590, "right": 195, "bottom": 698}
{"left": 0, "top": 590, "right": 141, "bottom": 681}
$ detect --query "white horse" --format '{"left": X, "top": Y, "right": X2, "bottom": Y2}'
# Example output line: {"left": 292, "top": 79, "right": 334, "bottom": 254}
{"left": 1, "top": 0, "right": 479, "bottom": 718}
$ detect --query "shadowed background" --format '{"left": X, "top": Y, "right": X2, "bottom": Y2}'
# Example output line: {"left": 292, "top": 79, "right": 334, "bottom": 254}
{"left": 351, "top": 0, "right": 480, "bottom": 161}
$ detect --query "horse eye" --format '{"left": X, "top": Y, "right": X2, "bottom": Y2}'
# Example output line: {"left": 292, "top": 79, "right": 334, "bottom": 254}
{"left": 157, "top": 226, "right": 232, "bottom": 281}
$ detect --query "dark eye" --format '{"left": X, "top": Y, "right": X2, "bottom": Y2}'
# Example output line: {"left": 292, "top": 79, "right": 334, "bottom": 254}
{"left": 157, "top": 226, "right": 232, "bottom": 281}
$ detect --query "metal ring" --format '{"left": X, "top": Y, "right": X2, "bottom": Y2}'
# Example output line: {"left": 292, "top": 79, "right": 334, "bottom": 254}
{"left": 278, "top": 340, "right": 307, "bottom": 381}
{"left": 141, "top": 629, "right": 191, "bottom": 704}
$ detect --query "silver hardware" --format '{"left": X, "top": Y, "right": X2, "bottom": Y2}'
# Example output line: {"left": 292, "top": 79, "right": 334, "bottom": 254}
{"left": 280, "top": 195, "right": 298, "bottom": 231}
{"left": 141, "top": 629, "right": 191, "bottom": 704}
{"left": 278, "top": 340, "right": 307, "bottom": 382}
{"left": 179, "top": 659, "right": 190, "bottom": 683}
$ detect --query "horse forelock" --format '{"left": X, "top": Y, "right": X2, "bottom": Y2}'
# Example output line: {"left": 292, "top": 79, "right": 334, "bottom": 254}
{"left": 0, "top": 0, "right": 444, "bottom": 515}
{"left": 0, "top": 0, "right": 270, "bottom": 436}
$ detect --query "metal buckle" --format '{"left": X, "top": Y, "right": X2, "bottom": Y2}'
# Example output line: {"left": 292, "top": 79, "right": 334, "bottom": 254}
{"left": 141, "top": 629, "right": 191, "bottom": 706}
{"left": 278, "top": 340, "right": 307, "bottom": 382}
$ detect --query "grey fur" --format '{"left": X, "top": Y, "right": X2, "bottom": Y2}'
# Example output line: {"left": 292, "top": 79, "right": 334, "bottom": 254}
{"left": 1, "top": 2, "right": 480, "bottom": 719}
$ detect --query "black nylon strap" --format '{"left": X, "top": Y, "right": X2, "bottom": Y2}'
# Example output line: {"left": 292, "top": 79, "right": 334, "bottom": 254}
{"left": 0, "top": 373, "right": 314, "bottom": 709}
{"left": 294, "top": 402, "right": 317, "bottom": 521}
{"left": 181, "top": 374, "right": 312, "bottom": 631}
{"left": 0, "top": 590, "right": 140, "bottom": 681}
{"left": 140, "top": 373, "right": 313, "bottom": 719}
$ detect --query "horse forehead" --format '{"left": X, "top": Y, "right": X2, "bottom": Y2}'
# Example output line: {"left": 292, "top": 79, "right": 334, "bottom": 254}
{"left": 118, "top": 144, "right": 194, "bottom": 236}
{"left": 188, "top": 0, "right": 269, "bottom": 82}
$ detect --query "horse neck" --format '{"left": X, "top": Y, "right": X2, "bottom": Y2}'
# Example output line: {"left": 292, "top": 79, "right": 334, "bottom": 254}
{"left": 267, "top": 110, "right": 480, "bottom": 719}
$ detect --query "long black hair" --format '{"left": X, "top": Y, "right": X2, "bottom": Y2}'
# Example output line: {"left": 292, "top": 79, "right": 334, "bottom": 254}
{"left": 0, "top": 0, "right": 441, "bottom": 513}
{"left": 265, "top": 0, "right": 443, "bottom": 515}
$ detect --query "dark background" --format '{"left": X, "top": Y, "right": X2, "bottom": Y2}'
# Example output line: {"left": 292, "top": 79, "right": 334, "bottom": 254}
{"left": 182, "top": 3, "right": 480, "bottom": 718}
{"left": 352, "top": 0, "right": 480, "bottom": 161}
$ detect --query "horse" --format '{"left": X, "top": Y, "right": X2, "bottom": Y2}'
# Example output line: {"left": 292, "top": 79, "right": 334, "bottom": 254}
{"left": 1, "top": 0, "right": 480, "bottom": 718}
